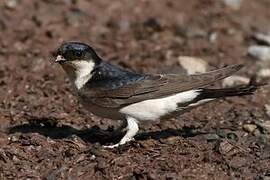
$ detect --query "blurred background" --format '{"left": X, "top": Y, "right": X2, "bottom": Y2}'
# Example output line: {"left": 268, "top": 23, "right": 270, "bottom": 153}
{"left": 0, "top": 0, "right": 270, "bottom": 179}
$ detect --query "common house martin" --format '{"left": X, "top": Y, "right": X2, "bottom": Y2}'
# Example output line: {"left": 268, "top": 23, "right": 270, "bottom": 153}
{"left": 55, "top": 42, "right": 263, "bottom": 148}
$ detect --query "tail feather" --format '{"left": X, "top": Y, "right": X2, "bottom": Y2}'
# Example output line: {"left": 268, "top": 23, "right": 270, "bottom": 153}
{"left": 177, "top": 73, "right": 267, "bottom": 111}
{"left": 198, "top": 79, "right": 266, "bottom": 100}
{"left": 175, "top": 78, "right": 266, "bottom": 114}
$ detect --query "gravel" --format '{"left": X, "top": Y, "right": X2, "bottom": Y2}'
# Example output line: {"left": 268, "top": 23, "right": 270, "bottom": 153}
{"left": 178, "top": 56, "right": 208, "bottom": 75}
{"left": 248, "top": 45, "right": 270, "bottom": 61}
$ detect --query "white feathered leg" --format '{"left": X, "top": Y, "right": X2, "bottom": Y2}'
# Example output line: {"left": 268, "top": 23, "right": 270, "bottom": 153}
{"left": 104, "top": 117, "right": 139, "bottom": 148}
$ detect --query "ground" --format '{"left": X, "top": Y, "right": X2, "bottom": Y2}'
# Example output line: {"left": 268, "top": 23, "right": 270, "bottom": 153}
{"left": 0, "top": 0, "right": 270, "bottom": 179}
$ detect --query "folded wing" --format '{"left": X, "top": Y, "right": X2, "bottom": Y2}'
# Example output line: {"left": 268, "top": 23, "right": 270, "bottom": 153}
{"left": 79, "top": 64, "right": 244, "bottom": 108}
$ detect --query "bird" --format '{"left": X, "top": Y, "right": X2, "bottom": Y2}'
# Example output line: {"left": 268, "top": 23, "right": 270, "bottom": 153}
{"left": 54, "top": 41, "right": 263, "bottom": 148}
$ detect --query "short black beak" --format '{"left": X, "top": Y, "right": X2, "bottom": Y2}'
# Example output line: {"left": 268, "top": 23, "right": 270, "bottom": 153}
{"left": 55, "top": 55, "right": 66, "bottom": 63}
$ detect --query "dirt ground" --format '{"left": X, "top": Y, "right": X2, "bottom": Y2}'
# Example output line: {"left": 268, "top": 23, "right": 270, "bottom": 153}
{"left": 0, "top": 0, "right": 270, "bottom": 179}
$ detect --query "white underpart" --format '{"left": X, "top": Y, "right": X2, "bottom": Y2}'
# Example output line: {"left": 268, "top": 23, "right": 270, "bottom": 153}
{"left": 120, "top": 90, "right": 201, "bottom": 121}
{"left": 72, "top": 60, "right": 95, "bottom": 89}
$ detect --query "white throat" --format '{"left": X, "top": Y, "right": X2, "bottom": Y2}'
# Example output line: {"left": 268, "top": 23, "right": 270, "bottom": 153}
{"left": 72, "top": 60, "right": 95, "bottom": 89}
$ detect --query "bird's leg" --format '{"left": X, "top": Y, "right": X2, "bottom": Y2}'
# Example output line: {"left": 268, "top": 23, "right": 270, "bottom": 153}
{"left": 104, "top": 117, "right": 139, "bottom": 148}
{"left": 118, "top": 117, "right": 139, "bottom": 145}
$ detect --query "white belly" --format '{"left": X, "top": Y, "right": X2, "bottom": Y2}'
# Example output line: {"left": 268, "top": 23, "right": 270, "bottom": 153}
{"left": 119, "top": 90, "right": 201, "bottom": 121}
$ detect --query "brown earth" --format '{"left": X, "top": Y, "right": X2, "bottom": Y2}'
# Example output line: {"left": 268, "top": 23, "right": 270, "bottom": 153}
{"left": 0, "top": 0, "right": 270, "bottom": 179}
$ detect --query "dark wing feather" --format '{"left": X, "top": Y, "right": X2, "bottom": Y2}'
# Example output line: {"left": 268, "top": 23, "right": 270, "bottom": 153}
{"left": 79, "top": 64, "right": 243, "bottom": 108}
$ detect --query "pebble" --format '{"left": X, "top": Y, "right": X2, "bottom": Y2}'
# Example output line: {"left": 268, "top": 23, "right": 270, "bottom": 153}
{"left": 222, "top": 75, "right": 249, "bottom": 87}
{"left": 178, "top": 56, "right": 208, "bottom": 75}
{"left": 4, "top": 0, "right": 18, "bottom": 9}
{"left": 257, "top": 69, "right": 270, "bottom": 78}
{"left": 209, "top": 32, "right": 218, "bottom": 44}
{"left": 248, "top": 45, "right": 270, "bottom": 61}
{"left": 8, "top": 135, "right": 19, "bottom": 142}
{"left": 205, "top": 134, "right": 220, "bottom": 141}
{"left": 221, "top": 0, "right": 242, "bottom": 10}
{"left": 265, "top": 104, "right": 270, "bottom": 117}
{"left": 243, "top": 124, "right": 257, "bottom": 133}
{"left": 90, "top": 155, "right": 96, "bottom": 160}
{"left": 160, "top": 136, "right": 180, "bottom": 145}
{"left": 253, "top": 33, "right": 270, "bottom": 46}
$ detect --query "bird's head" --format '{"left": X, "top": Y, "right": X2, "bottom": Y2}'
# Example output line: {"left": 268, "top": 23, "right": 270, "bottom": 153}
{"left": 55, "top": 42, "right": 101, "bottom": 88}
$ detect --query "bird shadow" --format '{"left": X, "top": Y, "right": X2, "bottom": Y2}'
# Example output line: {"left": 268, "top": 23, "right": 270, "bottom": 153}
{"left": 7, "top": 117, "right": 204, "bottom": 145}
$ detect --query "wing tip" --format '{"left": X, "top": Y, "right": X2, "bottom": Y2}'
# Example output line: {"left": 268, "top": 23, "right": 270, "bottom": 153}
{"left": 217, "top": 64, "right": 244, "bottom": 77}
{"left": 235, "top": 63, "right": 244, "bottom": 70}
{"left": 227, "top": 63, "right": 244, "bottom": 72}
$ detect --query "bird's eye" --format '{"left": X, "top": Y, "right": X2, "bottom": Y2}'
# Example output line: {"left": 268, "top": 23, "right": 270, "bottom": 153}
{"left": 75, "top": 51, "right": 83, "bottom": 58}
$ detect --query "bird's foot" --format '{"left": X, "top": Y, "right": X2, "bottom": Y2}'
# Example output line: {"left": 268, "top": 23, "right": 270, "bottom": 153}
{"left": 103, "top": 117, "right": 138, "bottom": 148}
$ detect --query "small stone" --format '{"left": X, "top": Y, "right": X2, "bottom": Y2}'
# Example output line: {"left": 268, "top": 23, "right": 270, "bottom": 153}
{"left": 253, "top": 33, "right": 270, "bottom": 46}
{"left": 222, "top": 75, "right": 249, "bottom": 87}
{"left": 166, "top": 136, "right": 180, "bottom": 144}
{"left": 178, "top": 56, "right": 208, "bottom": 75}
{"left": 8, "top": 135, "right": 19, "bottom": 142}
{"left": 209, "top": 32, "right": 218, "bottom": 44}
{"left": 205, "top": 134, "right": 220, "bottom": 141}
{"left": 265, "top": 105, "right": 270, "bottom": 117}
{"left": 160, "top": 136, "right": 180, "bottom": 145}
{"left": 90, "top": 155, "right": 96, "bottom": 160}
{"left": 248, "top": 45, "right": 270, "bottom": 61}
{"left": 258, "top": 69, "right": 270, "bottom": 78}
{"left": 12, "top": 155, "right": 19, "bottom": 162}
{"left": 243, "top": 124, "right": 257, "bottom": 133}
{"left": 4, "top": 0, "right": 18, "bottom": 9}
{"left": 221, "top": 0, "right": 242, "bottom": 10}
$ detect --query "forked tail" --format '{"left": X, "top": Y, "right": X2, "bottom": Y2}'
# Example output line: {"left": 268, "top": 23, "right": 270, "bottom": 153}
{"left": 197, "top": 78, "right": 266, "bottom": 100}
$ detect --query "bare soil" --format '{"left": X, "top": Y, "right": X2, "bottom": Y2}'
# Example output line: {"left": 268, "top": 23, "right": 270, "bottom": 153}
{"left": 0, "top": 0, "right": 270, "bottom": 179}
